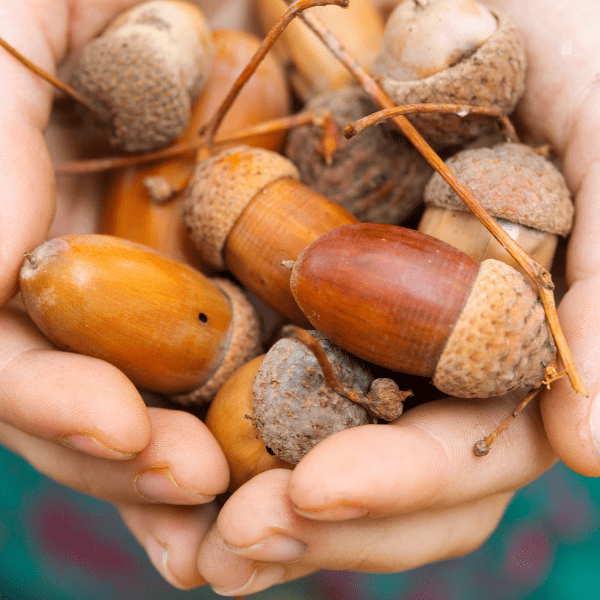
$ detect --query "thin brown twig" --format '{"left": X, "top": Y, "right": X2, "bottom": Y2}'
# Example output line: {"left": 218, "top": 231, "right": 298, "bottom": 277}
{"left": 55, "top": 111, "right": 325, "bottom": 175}
{"left": 344, "top": 102, "right": 519, "bottom": 143}
{"left": 295, "top": 8, "right": 588, "bottom": 397}
{"left": 199, "top": 0, "right": 348, "bottom": 150}
{"left": 0, "top": 35, "right": 97, "bottom": 114}
{"left": 473, "top": 387, "right": 542, "bottom": 456}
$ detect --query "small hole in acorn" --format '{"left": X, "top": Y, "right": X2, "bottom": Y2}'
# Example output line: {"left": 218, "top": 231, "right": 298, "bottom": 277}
{"left": 198, "top": 312, "right": 208, "bottom": 323}
{"left": 265, "top": 446, "right": 276, "bottom": 456}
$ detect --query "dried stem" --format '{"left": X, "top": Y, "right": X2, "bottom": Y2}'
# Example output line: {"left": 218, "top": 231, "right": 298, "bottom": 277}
{"left": 295, "top": 8, "right": 588, "bottom": 397}
{"left": 344, "top": 103, "right": 519, "bottom": 142}
{"left": 473, "top": 387, "right": 542, "bottom": 456}
{"left": 55, "top": 111, "right": 325, "bottom": 175}
{"left": 281, "top": 325, "right": 409, "bottom": 420}
{"left": 0, "top": 36, "right": 97, "bottom": 114}
{"left": 199, "top": 0, "right": 348, "bottom": 150}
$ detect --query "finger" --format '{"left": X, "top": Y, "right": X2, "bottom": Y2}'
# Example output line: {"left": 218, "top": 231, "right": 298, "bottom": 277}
{"left": 198, "top": 469, "right": 511, "bottom": 596}
{"left": 118, "top": 501, "right": 218, "bottom": 590}
{"left": 0, "top": 406, "right": 229, "bottom": 504}
{"left": 0, "top": 305, "right": 151, "bottom": 457}
{"left": 286, "top": 390, "right": 554, "bottom": 520}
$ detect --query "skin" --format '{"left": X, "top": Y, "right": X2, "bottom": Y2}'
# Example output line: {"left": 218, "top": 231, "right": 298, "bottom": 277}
{"left": 0, "top": 0, "right": 599, "bottom": 594}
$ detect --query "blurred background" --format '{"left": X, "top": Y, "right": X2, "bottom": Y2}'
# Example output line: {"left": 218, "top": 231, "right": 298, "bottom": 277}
{"left": 1, "top": 442, "right": 599, "bottom": 600}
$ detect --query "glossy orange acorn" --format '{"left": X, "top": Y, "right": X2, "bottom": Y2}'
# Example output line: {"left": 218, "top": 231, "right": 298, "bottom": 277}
{"left": 19, "top": 234, "right": 261, "bottom": 404}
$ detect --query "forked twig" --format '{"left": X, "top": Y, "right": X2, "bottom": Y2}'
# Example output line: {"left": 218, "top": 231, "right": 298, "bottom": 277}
{"left": 294, "top": 8, "right": 588, "bottom": 398}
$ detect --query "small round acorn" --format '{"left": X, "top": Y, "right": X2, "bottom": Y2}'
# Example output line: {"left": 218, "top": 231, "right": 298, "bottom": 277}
{"left": 284, "top": 85, "right": 432, "bottom": 224}
{"left": 183, "top": 145, "right": 357, "bottom": 324}
{"left": 290, "top": 223, "right": 556, "bottom": 399}
{"left": 418, "top": 142, "right": 574, "bottom": 273}
{"left": 371, "top": 0, "right": 527, "bottom": 148}
{"left": 70, "top": 0, "right": 215, "bottom": 152}
{"left": 206, "top": 329, "right": 409, "bottom": 491}
{"left": 19, "top": 235, "right": 261, "bottom": 404}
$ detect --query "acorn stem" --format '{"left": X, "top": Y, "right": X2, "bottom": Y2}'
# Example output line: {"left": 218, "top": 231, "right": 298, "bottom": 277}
{"left": 281, "top": 325, "right": 409, "bottom": 421}
{"left": 199, "top": 0, "right": 349, "bottom": 150}
{"left": 292, "top": 7, "right": 589, "bottom": 398}
{"left": 24, "top": 252, "right": 37, "bottom": 268}
{"left": 0, "top": 36, "right": 98, "bottom": 114}
{"left": 55, "top": 110, "right": 327, "bottom": 175}
{"left": 473, "top": 387, "right": 542, "bottom": 457}
{"left": 343, "top": 103, "right": 519, "bottom": 143}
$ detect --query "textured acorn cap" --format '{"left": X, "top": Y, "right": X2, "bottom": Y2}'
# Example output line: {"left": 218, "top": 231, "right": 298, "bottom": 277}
{"left": 70, "top": 0, "right": 214, "bottom": 152}
{"left": 183, "top": 145, "right": 300, "bottom": 270}
{"left": 170, "top": 277, "right": 262, "bottom": 405}
{"left": 371, "top": 9, "right": 526, "bottom": 148}
{"left": 252, "top": 331, "right": 371, "bottom": 464}
{"left": 433, "top": 259, "right": 556, "bottom": 397}
{"left": 285, "top": 86, "right": 432, "bottom": 224}
{"left": 424, "top": 143, "right": 574, "bottom": 236}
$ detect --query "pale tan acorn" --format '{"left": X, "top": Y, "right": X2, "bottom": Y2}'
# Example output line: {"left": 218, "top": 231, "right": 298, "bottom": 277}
{"left": 70, "top": 0, "right": 215, "bottom": 152}
{"left": 255, "top": 0, "right": 384, "bottom": 101}
{"left": 371, "top": 0, "right": 527, "bottom": 148}
{"left": 418, "top": 142, "right": 574, "bottom": 274}
{"left": 19, "top": 235, "right": 261, "bottom": 405}
{"left": 284, "top": 85, "right": 432, "bottom": 224}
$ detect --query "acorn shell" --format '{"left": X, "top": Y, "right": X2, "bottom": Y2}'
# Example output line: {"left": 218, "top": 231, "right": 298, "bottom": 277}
{"left": 183, "top": 145, "right": 300, "bottom": 270}
{"left": 284, "top": 86, "right": 432, "bottom": 224}
{"left": 253, "top": 332, "right": 372, "bottom": 464}
{"left": 423, "top": 143, "right": 574, "bottom": 236}
{"left": 371, "top": 8, "right": 526, "bottom": 148}
{"left": 70, "top": 0, "right": 215, "bottom": 152}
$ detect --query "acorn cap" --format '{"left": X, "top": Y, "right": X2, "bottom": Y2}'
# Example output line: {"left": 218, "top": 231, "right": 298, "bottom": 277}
{"left": 423, "top": 143, "right": 574, "bottom": 236}
{"left": 70, "top": 0, "right": 214, "bottom": 152}
{"left": 170, "top": 277, "right": 262, "bottom": 405}
{"left": 252, "top": 331, "right": 371, "bottom": 464}
{"left": 371, "top": 9, "right": 526, "bottom": 148}
{"left": 285, "top": 85, "right": 432, "bottom": 224}
{"left": 183, "top": 145, "right": 300, "bottom": 270}
{"left": 433, "top": 259, "right": 556, "bottom": 398}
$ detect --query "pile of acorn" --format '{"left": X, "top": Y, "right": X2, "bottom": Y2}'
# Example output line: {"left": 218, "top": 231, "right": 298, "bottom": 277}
{"left": 15, "top": 0, "right": 576, "bottom": 492}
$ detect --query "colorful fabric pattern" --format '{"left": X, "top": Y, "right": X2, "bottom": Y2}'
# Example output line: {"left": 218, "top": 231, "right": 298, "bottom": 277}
{"left": 1, "top": 443, "right": 599, "bottom": 599}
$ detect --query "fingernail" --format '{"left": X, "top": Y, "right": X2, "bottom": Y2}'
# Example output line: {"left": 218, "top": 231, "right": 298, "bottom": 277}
{"left": 134, "top": 467, "right": 215, "bottom": 504}
{"left": 225, "top": 534, "right": 306, "bottom": 563}
{"left": 144, "top": 535, "right": 187, "bottom": 589}
{"left": 62, "top": 433, "right": 137, "bottom": 460}
{"left": 293, "top": 504, "right": 368, "bottom": 521}
{"left": 211, "top": 564, "right": 286, "bottom": 597}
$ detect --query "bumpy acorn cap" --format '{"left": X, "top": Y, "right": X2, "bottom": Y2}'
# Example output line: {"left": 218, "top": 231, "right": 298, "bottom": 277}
{"left": 183, "top": 145, "right": 300, "bottom": 270}
{"left": 424, "top": 143, "right": 574, "bottom": 236}
{"left": 70, "top": 0, "right": 214, "bottom": 152}
{"left": 285, "top": 86, "right": 432, "bottom": 224}
{"left": 170, "top": 277, "right": 262, "bottom": 405}
{"left": 371, "top": 8, "right": 526, "bottom": 148}
{"left": 433, "top": 259, "right": 556, "bottom": 398}
{"left": 252, "top": 331, "right": 371, "bottom": 464}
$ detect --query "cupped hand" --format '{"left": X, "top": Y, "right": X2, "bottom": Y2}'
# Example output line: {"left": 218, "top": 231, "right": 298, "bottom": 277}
{"left": 196, "top": 0, "right": 600, "bottom": 594}
{"left": 0, "top": 0, "right": 237, "bottom": 588}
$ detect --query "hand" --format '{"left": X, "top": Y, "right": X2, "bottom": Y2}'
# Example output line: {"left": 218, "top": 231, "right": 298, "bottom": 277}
{"left": 195, "top": 0, "right": 600, "bottom": 594}
{"left": 0, "top": 0, "right": 237, "bottom": 588}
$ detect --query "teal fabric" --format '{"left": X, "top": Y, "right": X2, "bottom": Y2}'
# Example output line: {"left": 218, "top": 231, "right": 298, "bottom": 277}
{"left": 1, "top": 443, "right": 599, "bottom": 599}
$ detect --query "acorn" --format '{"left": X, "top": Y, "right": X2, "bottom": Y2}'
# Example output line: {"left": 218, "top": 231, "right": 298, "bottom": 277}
{"left": 418, "top": 142, "right": 574, "bottom": 274}
{"left": 101, "top": 28, "right": 292, "bottom": 269}
{"left": 182, "top": 145, "right": 358, "bottom": 324}
{"left": 371, "top": 0, "right": 527, "bottom": 148}
{"left": 255, "top": 0, "right": 384, "bottom": 101}
{"left": 284, "top": 85, "right": 432, "bottom": 224}
{"left": 70, "top": 0, "right": 215, "bottom": 152}
{"left": 290, "top": 223, "right": 556, "bottom": 398}
{"left": 206, "top": 330, "right": 409, "bottom": 491}
{"left": 18, "top": 235, "right": 261, "bottom": 404}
